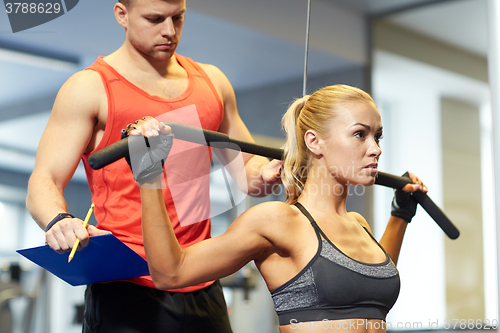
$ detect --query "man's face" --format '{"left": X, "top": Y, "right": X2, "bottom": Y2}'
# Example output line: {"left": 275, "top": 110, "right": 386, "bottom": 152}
{"left": 122, "top": 0, "right": 186, "bottom": 61}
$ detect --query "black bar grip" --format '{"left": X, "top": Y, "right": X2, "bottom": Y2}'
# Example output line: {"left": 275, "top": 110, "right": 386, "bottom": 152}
{"left": 375, "top": 172, "right": 459, "bottom": 239}
{"left": 88, "top": 137, "right": 129, "bottom": 170}
{"left": 88, "top": 122, "right": 284, "bottom": 169}
{"left": 88, "top": 122, "right": 459, "bottom": 239}
{"left": 165, "top": 122, "right": 284, "bottom": 160}
{"left": 166, "top": 122, "right": 229, "bottom": 146}
{"left": 374, "top": 171, "right": 411, "bottom": 189}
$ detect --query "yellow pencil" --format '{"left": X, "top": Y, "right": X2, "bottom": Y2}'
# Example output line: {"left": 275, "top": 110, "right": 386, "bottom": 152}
{"left": 68, "top": 203, "right": 95, "bottom": 263}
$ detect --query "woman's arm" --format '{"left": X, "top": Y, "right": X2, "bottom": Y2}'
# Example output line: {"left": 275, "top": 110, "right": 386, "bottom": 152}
{"left": 379, "top": 216, "right": 408, "bottom": 265}
{"left": 141, "top": 182, "right": 273, "bottom": 290}
{"left": 125, "top": 117, "right": 277, "bottom": 290}
{"left": 378, "top": 172, "right": 428, "bottom": 265}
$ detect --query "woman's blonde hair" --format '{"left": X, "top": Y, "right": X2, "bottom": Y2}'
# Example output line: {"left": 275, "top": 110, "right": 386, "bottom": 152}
{"left": 281, "top": 84, "right": 377, "bottom": 204}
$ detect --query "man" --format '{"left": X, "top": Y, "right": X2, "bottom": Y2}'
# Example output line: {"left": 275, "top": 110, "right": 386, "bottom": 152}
{"left": 26, "top": 0, "right": 281, "bottom": 331}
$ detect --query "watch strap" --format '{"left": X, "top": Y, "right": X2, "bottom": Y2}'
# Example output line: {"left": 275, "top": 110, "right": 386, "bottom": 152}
{"left": 45, "top": 213, "right": 75, "bottom": 232}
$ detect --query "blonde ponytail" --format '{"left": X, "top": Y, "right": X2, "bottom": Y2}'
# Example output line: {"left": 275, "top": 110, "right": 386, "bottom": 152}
{"left": 281, "top": 96, "right": 310, "bottom": 204}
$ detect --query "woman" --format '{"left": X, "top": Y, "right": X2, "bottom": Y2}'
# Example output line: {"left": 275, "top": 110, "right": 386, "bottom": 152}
{"left": 125, "top": 84, "right": 427, "bottom": 332}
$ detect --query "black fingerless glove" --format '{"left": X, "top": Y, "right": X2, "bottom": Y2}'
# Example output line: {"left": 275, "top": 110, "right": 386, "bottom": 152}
{"left": 121, "top": 126, "right": 174, "bottom": 184}
{"left": 390, "top": 171, "right": 418, "bottom": 223}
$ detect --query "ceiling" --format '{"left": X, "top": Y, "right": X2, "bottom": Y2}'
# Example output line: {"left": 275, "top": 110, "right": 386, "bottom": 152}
{"left": 386, "top": 0, "right": 488, "bottom": 56}
{"left": 0, "top": 0, "right": 489, "bottom": 178}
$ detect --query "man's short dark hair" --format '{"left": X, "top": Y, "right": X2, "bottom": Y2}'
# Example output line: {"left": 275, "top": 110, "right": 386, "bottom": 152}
{"left": 119, "top": 0, "right": 132, "bottom": 7}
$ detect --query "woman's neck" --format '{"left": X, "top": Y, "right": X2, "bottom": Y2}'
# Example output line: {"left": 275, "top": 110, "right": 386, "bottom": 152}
{"left": 298, "top": 166, "right": 350, "bottom": 216}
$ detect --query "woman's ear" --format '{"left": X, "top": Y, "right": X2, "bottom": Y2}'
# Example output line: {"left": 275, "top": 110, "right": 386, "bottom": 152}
{"left": 304, "top": 130, "right": 323, "bottom": 157}
{"left": 114, "top": 2, "right": 128, "bottom": 29}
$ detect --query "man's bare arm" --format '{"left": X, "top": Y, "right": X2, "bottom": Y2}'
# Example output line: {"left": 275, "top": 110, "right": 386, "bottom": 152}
{"left": 27, "top": 70, "right": 110, "bottom": 252}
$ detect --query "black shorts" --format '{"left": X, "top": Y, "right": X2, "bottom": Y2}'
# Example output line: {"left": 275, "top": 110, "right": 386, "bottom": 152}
{"left": 83, "top": 280, "right": 233, "bottom": 333}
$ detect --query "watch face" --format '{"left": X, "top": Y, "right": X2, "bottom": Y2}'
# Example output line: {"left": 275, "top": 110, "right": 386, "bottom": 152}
{"left": 59, "top": 213, "right": 73, "bottom": 220}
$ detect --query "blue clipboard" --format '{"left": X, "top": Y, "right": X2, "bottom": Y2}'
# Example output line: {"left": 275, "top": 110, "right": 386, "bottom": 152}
{"left": 17, "top": 234, "right": 150, "bottom": 286}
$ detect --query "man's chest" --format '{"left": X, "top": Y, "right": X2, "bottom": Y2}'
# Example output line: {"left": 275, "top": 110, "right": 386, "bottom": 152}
{"left": 132, "top": 76, "right": 189, "bottom": 100}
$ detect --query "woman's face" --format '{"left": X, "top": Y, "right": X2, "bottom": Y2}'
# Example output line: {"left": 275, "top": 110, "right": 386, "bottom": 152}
{"left": 318, "top": 101, "right": 383, "bottom": 187}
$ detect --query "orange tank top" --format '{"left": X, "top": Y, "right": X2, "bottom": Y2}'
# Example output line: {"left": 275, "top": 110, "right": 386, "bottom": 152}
{"left": 82, "top": 54, "right": 223, "bottom": 292}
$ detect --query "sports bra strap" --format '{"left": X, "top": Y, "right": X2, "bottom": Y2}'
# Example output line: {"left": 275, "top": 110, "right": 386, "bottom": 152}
{"left": 295, "top": 201, "right": 323, "bottom": 229}
{"left": 294, "top": 202, "right": 315, "bottom": 223}
{"left": 295, "top": 202, "right": 332, "bottom": 240}
{"left": 295, "top": 202, "right": 357, "bottom": 240}
{"left": 294, "top": 203, "right": 390, "bottom": 262}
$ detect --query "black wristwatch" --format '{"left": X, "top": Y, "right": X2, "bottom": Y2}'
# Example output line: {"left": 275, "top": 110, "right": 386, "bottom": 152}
{"left": 45, "top": 213, "right": 75, "bottom": 232}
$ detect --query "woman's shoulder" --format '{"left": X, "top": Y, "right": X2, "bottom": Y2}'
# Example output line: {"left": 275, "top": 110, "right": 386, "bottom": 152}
{"left": 235, "top": 201, "right": 312, "bottom": 255}
{"left": 243, "top": 201, "right": 295, "bottom": 220}
{"left": 348, "top": 211, "right": 373, "bottom": 233}
{"left": 235, "top": 201, "right": 301, "bottom": 231}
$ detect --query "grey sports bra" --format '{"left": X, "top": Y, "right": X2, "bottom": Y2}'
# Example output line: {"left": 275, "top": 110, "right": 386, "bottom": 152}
{"left": 270, "top": 203, "right": 400, "bottom": 326}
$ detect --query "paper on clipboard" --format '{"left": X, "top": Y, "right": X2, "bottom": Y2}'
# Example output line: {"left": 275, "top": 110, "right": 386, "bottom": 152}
{"left": 17, "top": 234, "right": 150, "bottom": 286}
